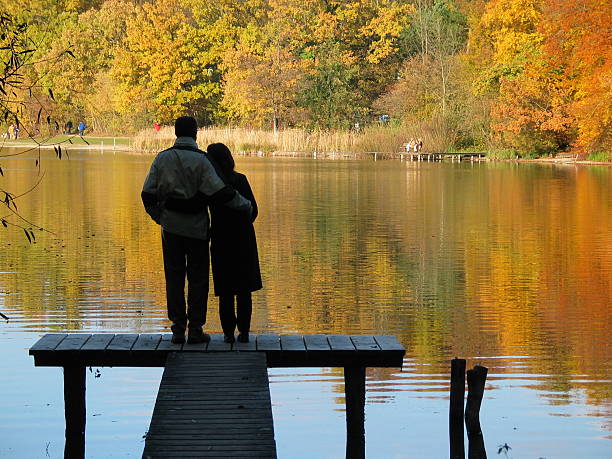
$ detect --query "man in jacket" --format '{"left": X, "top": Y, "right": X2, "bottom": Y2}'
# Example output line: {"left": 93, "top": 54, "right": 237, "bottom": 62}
{"left": 141, "top": 116, "right": 252, "bottom": 344}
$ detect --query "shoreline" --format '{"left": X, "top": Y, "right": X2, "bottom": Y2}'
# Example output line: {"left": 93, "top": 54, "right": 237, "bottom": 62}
{"left": 2, "top": 139, "right": 610, "bottom": 166}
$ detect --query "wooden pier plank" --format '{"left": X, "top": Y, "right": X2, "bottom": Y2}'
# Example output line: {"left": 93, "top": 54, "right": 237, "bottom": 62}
{"left": 327, "top": 334, "right": 356, "bottom": 351}
{"left": 29, "top": 333, "right": 67, "bottom": 352}
{"left": 256, "top": 334, "right": 281, "bottom": 351}
{"left": 373, "top": 335, "right": 404, "bottom": 351}
{"left": 280, "top": 334, "right": 305, "bottom": 351}
{"left": 143, "top": 352, "right": 276, "bottom": 459}
{"left": 182, "top": 338, "right": 210, "bottom": 352}
{"left": 304, "top": 334, "right": 331, "bottom": 352}
{"left": 156, "top": 334, "right": 183, "bottom": 352}
{"left": 206, "top": 333, "right": 233, "bottom": 351}
{"left": 234, "top": 333, "right": 257, "bottom": 351}
{"left": 350, "top": 335, "right": 380, "bottom": 351}
{"left": 132, "top": 334, "right": 162, "bottom": 351}
{"left": 107, "top": 333, "right": 139, "bottom": 351}
{"left": 80, "top": 334, "right": 114, "bottom": 351}
{"left": 56, "top": 334, "right": 91, "bottom": 351}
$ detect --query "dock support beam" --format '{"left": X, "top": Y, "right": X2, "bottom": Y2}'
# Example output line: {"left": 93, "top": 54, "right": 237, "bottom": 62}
{"left": 465, "top": 365, "right": 488, "bottom": 459}
{"left": 449, "top": 358, "right": 466, "bottom": 459}
{"left": 344, "top": 365, "right": 366, "bottom": 459}
{"left": 63, "top": 366, "right": 86, "bottom": 459}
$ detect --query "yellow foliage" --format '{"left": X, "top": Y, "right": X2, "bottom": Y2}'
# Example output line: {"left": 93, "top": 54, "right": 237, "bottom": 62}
{"left": 361, "top": 2, "right": 414, "bottom": 64}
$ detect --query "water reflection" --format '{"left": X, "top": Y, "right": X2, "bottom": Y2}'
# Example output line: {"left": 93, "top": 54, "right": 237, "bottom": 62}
{"left": 0, "top": 151, "right": 610, "bottom": 457}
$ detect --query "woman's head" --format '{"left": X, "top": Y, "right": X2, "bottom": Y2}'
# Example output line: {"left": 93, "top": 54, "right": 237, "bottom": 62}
{"left": 207, "top": 143, "right": 235, "bottom": 175}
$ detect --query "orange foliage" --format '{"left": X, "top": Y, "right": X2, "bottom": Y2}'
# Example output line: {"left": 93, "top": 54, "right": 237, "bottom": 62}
{"left": 541, "top": 0, "right": 612, "bottom": 153}
{"left": 492, "top": 58, "right": 575, "bottom": 153}
{"left": 466, "top": 0, "right": 611, "bottom": 155}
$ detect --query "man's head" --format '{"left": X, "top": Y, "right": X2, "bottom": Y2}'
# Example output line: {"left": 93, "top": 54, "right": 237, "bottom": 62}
{"left": 175, "top": 116, "right": 198, "bottom": 140}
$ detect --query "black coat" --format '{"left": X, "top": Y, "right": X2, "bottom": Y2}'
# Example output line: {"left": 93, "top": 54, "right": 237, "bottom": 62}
{"left": 210, "top": 172, "right": 262, "bottom": 296}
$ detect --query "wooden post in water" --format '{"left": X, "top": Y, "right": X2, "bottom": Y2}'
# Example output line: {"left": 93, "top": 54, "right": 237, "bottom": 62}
{"left": 449, "top": 358, "right": 466, "bottom": 459}
{"left": 344, "top": 365, "right": 366, "bottom": 459}
{"left": 465, "top": 365, "right": 488, "bottom": 459}
{"left": 63, "top": 366, "right": 86, "bottom": 459}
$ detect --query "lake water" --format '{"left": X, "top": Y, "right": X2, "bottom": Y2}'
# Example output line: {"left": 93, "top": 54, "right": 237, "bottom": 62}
{"left": 0, "top": 150, "right": 610, "bottom": 458}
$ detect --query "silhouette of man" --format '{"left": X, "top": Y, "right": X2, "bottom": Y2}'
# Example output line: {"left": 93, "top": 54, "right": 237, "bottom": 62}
{"left": 141, "top": 116, "right": 252, "bottom": 344}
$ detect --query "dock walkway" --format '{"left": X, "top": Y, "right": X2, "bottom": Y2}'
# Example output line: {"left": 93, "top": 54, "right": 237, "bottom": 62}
{"left": 30, "top": 333, "right": 405, "bottom": 459}
{"left": 143, "top": 352, "right": 276, "bottom": 459}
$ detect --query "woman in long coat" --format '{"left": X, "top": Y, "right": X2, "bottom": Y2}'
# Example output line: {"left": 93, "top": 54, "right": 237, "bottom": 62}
{"left": 207, "top": 143, "right": 262, "bottom": 343}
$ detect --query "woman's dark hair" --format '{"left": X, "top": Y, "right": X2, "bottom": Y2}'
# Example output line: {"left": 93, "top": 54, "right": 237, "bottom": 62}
{"left": 207, "top": 143, "right": 235, "bottom": 177}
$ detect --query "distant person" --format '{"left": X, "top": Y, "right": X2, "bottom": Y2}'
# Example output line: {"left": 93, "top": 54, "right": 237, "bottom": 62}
{"left": 405, "top": 138, "right": 415, "bottom": 152}
{"left": 77, "top": 121, "right": 86, "bottom": 136}
{"left": 65, "top": 121, "right": 73, "bottom": 134}
{"left": 417, "top": 138, "right": 423, "bottom": 152}
{"left": 153, "top": 121, "right": 161, "bottom": 132}
{"left": 13, "top": 124, "right": 19, "bottom": 139}
{"left": 8, "top": 124, "right": 15, "bottom": 140}
{"left": 207, "top": 143, "right": 262, "bottom": 344}
{"left": 141, "top": 116, "right": 252, "bottom": 344}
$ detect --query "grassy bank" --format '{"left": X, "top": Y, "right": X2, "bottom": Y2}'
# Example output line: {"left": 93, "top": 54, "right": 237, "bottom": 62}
{"left": 132, "top": 122, "right": 453, "bottom": 154}
{"left": 4, "top": 130, "right": 609, "bottom": 163}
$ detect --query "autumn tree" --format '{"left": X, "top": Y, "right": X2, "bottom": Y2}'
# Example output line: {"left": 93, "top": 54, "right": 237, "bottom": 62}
{"left": 372, "top": 0, "right": 472, "bottom": 149}
{"left": 464, "top": 0, "right": 610, "bottom": 155}
{"left": 222, "top": 43, "right": 306, "bottom": 130}
{"left": 112, "top": 0, "right": 225, "bottom": 128}
{"left": 541, "top": 0, "right": 611, "bottom": 155}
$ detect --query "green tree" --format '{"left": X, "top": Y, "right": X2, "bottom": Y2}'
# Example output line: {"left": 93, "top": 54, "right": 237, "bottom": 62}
{"left": 299, "top": 42, "right": 364, "bottom": 129}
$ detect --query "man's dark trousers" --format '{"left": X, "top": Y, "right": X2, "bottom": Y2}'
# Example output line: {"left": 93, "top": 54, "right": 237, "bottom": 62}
{"left": 162, "top": 230, "right": 209, "bottom": 332}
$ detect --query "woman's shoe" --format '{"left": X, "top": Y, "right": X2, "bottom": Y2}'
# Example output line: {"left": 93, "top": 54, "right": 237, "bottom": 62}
{"left": 171, "top": 331, "right": 185, "bottom": 344}
{"left": 224, "top": 334, "right": 235, "bottom": 344}
{"left": 237, "top": 333, "right": 249, "bottom": 343}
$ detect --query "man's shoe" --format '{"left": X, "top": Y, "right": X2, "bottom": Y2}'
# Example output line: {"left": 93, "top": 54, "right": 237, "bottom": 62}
{"left": 237, "top": 333, "right": 249, "bottom": 343}
{"left": 224, "top": 334, "right": 235, "bottom": 344}
{"left": 187, "top": 329, "right": 211, "bottom": 344}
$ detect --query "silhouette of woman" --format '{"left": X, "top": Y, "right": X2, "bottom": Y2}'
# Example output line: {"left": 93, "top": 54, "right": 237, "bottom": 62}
{"left": 207, "top": 143, "right": 262, "bottom": 343}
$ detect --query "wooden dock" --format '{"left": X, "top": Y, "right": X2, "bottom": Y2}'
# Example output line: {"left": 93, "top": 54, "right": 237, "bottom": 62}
{"left": 236, "top": 150, "right": 487, "bottom": 161}
{"left": 30, "top": 333, "right": 404, "bottom": 459}
{"left": 400, "top": 152, "right": 486, "bottom": 162}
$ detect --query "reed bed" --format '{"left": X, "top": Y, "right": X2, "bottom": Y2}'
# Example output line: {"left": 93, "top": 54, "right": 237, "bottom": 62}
{"left": 132, "top": 121, "right": 452, "bottom": 155}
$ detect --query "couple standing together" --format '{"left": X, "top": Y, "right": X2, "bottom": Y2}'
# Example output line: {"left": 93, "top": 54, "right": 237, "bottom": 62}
{"left": 141, "top": 116, "right": 261, "bottom": 345}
